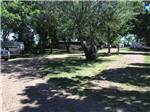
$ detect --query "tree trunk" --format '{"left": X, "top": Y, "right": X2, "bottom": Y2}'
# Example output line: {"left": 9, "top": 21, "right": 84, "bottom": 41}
{"left": 66, "top": 43, "right": 70, "bottom": 53}
{"left": 117, "top": 44, "right": 120, "bottom": 54}
{"left": 108, "top": 44, "right": 111, "bottom": 54}
{"left": 85, "top": 45, "right": 97, "bottom": 61}
{"left": 63, "top": 37, "right": 70, "bottom": 53}
{"left": 50, "top": 39, "right": 53, "bottom": 53}
{"left": 77, "top": 27, "right": 97, "bottom": 61}
{"left": 79, "top": 37, "right": 97, "bottom": 61}
{"left": 18, "top": 31, "right": 27, "bottom": 53}
{"left": 2, "top": 30, "right": 9, "bottom": 41}
{"left": 52, "top": 30, "right": 59, "bottom": 49}
{"left": 39, "top": 32, "right": 47, "bottom": 53}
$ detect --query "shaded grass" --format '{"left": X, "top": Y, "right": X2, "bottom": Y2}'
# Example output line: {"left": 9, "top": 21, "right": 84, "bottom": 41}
{"left": 19, "top": 47, "right": 131, "bottom": 58}
{"left": 38, "top": 55, "right": 119, "bottom": 79}
{"left": 19, "top": 49, "right": 83, "bottom": 58}
{"left": 46, "top": 49, "right": 83, "bottom": 54}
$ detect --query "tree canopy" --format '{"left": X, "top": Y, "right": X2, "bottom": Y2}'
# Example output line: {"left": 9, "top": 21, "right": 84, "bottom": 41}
{"left": 1, "top": 1, "right": 145, "bottom": 60}
{"left": 131, "top": 3, "right": 150, "bottom": 46}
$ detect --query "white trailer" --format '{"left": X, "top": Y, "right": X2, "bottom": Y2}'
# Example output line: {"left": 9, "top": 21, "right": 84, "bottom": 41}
{"left": 1, "top": 41, "right": 24, "bottom": 60}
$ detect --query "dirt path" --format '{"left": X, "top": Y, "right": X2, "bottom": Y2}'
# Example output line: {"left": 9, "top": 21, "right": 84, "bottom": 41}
{"left": 0, "top": 51, "right": 149, "bottom": 112}
{"left": 98, "top": 53, "right": 146, "bottom": 90}
{"left": 0, "top": 76, "right": 2, "bottom": 112}
{"left": 108, "top": 53, "right": 144, "bottom": 69}
{"left": 0, "top": 53, "right": 83, "bottom": 112}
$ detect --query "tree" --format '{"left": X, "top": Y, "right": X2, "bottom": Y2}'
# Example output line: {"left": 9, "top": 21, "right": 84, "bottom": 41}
{"left": 1, "top": 1, "right": 144, "bottom": 60}
{"left": 131, "top": 3, "right": 150, "bottom": 46}
{"left": 60, "top": 1, "right": 103, "bottom": 60}
{"left": 1, "top": 1, "right": 34, "bottom": 51}
{"left": 56, "top": 2, "right": 75, "bottom": 53}
{"left": 56, "top": 1, "right": 143, "bottom": 60}
{"left": 99, "top": 1, "right": 141, "bottom": 54}
{"left": 29, "top": 1, "right": 61, "bottom": 53}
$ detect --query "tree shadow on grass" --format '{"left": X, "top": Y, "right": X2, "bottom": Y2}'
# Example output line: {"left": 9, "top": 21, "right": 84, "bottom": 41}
{"left": 1, "top": 56, "right": 110, "bottom": 80}
{"left": 94, "top": 63, "right": 150, "bottom": 86}
{"left": 129, "top": 48, "right": 150, "bottom": 52}
{"left": 130, "top": 63, "right": 150, "bottom": 67}
{"left": 18, "top": 77, "right": 150, "bottom": 112}
{"left": 18, "top": 59, "right": 150, "bottom": 112}
{"left": 38, "top": 57, "right": 107, "bottom": 75}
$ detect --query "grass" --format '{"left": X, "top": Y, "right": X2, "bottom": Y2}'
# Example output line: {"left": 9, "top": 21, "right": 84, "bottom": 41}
{"left": 19, "top": 49, "right": 83, "bottom": 58}
{"left": 145, "top": 54, "right": 150, "bottom": 63}
{"left": 98, "top": 47, "right": 130, "bottom": 54}
{"left": 20, "top": 47, "right": 130, "bottom": 58}
{"left": 120, "top": 47, "right": 130, "bottom": 51}
{"left": 38, "top": 55, "right": 119, "bottom": 79}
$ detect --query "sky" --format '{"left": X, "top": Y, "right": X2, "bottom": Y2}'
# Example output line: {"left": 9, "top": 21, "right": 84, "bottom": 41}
{"left": 145, "top": 4, "right": 150, "bottom": 11}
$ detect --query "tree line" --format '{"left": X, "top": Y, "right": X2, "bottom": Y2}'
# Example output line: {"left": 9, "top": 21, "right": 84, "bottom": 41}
{"left": 1, "top": 1, "right": 148, "bottom": 60}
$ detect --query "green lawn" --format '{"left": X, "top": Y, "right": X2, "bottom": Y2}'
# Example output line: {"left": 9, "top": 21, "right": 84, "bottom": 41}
{"left": 120, "top": 47, "right": 130, "bottom": 51}
{"left": 39, "top": 55, "right": 119, "bottom": 79}
{"left": 145, "top": 54, "right": 150, "bottom": 63}
{"left": 38, "top": 47, "right": 131, "bottom": 80}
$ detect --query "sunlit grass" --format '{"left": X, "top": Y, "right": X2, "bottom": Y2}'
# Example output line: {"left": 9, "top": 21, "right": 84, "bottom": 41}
{"left": 145, "top": 55, "right": 150, "bottom": 63}
{"left": 88, "top": 80, "right": 150, "bottom": 92}
{"left": 120, "top": 47, "right": 130, "bottom": 51}
{"left": 98, "top": 47, "right": 130, "bottom": 53}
